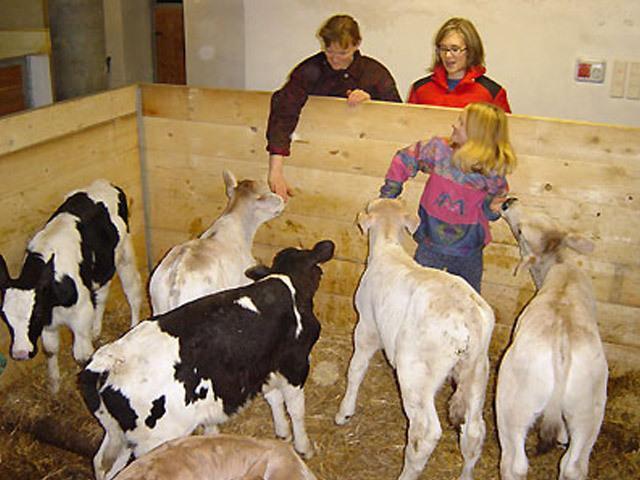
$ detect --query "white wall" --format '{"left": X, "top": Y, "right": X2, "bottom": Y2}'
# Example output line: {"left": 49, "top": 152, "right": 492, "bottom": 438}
{"left": 244, "top": 0, "right": 640, "bottom": 126}
{"left": 186, "top": 0, "right": 640, "bottom": 127}
{"left": 184, "top": 0, "right": 244, "bottom": 88}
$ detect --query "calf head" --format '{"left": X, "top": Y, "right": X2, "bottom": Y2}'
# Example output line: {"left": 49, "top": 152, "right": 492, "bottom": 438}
{"left": 223, "top": 169, "right": 285, "bottom": 224}
{"left": 357, "top": 198, "right": 420, "bottom": 243}
{"left": 0, "top": 253, "right": 77, "bottom": 360}
{"left": 501, "top": 198, "right": 594, "bottom": 287}
{"left": 246, "top": 240, "right": 335, "bottom": 301}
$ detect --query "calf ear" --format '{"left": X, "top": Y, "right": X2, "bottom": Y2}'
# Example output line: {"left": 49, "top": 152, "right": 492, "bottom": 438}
{"left": 0, "top": 255, "right": 9, "bottom": 288}
{"left": 311, "top": 240, "right": 335, "bottom": 263}
{"left": 245, "top": 264, "right": 271, "bottom": 281}
{"left": 404, "top": 212, "right": 420, "bottom": 235}
{"left": 514, "top": 254, "right": 536, "bottom": 277}
{"left": 564, "top": 234, "right": 595, "bottom": 255}
{"left": 356, "top": 211, "right": 372, "bottom": 234}
{"left": 222, "top": 170, "right": 238, "bottom": 198}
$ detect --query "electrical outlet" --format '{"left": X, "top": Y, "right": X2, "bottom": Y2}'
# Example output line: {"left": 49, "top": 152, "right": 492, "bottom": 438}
{"left": 575, "top": 59, "right": 606, "bottom": 83}
{"left": 626, "top": 62, "right": 640, "bottom": 100}
{"left": 610, "top": 61, "right": 627, "bottom": 98}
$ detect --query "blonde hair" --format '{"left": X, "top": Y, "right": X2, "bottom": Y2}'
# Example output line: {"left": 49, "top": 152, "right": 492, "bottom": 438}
{"left": 453, "top": 102, "right": 517, "bottom": 176}
{"left": 431, "top": 17, "right": 484, "bottom": 71}
{"left": 318, "top": 15, "right": 361, "bottom": 49}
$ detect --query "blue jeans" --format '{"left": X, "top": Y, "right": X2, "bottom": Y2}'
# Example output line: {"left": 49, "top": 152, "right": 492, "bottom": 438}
{"left": 414, "top": 244, "right": 483, "bottom": 293}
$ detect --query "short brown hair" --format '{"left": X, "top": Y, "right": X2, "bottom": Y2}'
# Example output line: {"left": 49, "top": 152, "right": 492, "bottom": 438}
{"left": 318, "top": 15, "right": 361, "bottom": 49}
{"left": 431, "top": 17, "right": 485, "bottom": 70}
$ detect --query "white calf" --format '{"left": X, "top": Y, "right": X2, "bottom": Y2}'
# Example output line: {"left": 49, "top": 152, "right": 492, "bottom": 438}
{"left": 496, "top": 198, "right": 608, "bottom": 480}
{"left": 149, "top": 170, "right": 284, "bottom": 314}
{"left": 335, "top": 198, "right": 495, "bottom": 480}
{"left": 114, "top": 434, "right": 317, "bottom": 480}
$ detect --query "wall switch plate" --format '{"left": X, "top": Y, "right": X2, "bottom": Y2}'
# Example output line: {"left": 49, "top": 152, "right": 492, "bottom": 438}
{"left": 575, "top": 59, "right": 606, "bottom": 83}
{"left": 610, "top": 61, "right": 627, "bottom": 97}
{"left": 626, "top": 62, "right": 640, "bottom": 100}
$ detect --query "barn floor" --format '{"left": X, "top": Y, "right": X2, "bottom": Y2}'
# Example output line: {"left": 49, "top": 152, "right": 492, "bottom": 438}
{"left": 0, "top": 295, "right": 638, "bottom": 480}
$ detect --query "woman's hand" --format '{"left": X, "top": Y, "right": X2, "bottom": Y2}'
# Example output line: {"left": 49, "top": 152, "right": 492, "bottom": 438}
{"left": 268, "top": 154, "right": 295, "bottom": 202}
{"left": 346, "top": 89, "right": 371, "bottom": 106}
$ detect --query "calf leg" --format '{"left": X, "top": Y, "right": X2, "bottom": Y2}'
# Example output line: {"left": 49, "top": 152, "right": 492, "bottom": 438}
{"left": 71, "top": 303, "right": 98, "bottom": 364}
{"left": 335, "top": 319, "right": 381, "bottom": 424}
{"left": 559, "top": 367, "right": 607, "bottom": 480}
{"left": 456, "top": 356, "right": 489, "bottom": 480}
{"left": 496, "top": 393, "right": 532, "bottom": 480}
{"left": 281, "top": 383, "right": 313, "bottom": 459}
{"left": 116, "top": 234, "right": 142, "bottom": 327}
{"left": 396, "top": 358, "right": 449, "bottom": 480}
{"left": 265, "top": 388, "right": 292, "bottom": 441}
{"left": 94, "top": 419, "right": 128, "bottom": 480}
{"left": 92, "top": 282, "right": 111, "bottom": 341}
{"left": 41, "top": 328, "right": 61, "bottom": 394}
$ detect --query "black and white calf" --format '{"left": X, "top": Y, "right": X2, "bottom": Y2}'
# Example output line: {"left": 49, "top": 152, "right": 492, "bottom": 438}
{"left": 78, "top": 240, "right": 335, "bottom": 480}
{"left": 0, "top": 179, "right": 142, "bottom": 393}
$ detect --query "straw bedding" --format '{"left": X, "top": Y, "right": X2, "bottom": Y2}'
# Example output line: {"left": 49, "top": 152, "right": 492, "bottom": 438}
{"left": 0, "top": 294, "right": 638, "bottom": 480}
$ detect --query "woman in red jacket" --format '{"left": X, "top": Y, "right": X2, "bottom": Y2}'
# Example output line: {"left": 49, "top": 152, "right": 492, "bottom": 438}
{"left": 408, "top": 17, "right": 511, "bottom": 113}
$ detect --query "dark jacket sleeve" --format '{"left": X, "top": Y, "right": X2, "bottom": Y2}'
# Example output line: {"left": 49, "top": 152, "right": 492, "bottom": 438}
{"left": 266, "top": 62, "right": 319, "bottom": 156}
{"left": 371, "top": 64, "right": 402, "bottom": 103}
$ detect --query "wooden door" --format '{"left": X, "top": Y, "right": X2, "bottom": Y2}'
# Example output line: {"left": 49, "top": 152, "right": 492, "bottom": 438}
{"left": 0, "top": 64, "right": 26, "bottom": 116}
{"left": 154, "top": 3, "right": 186, "bottom": 84}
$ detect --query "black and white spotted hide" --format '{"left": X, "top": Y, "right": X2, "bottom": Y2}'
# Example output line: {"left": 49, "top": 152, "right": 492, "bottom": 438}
{"left": 0, "top": 179, "right": 142, "bottom": 393}
{"left": 78, "top": 240, "right": 335, "bottom": 480}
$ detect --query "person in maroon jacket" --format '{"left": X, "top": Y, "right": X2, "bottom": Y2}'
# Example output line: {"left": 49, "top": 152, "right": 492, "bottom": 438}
{"left": 408, "top": 17, "right": 511, "bottom": 113}
{"left": 266, "top": 14, "right": 402, "bottom": 201}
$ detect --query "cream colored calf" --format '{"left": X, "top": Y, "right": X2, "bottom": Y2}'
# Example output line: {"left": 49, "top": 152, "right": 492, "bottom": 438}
{"left": 497, "top": 199, "right": 608, "bottom": 480}
{"left": 114, "top": 434, "right": 317, "bottom": 480}
{"left": 335, "top": 198, "right": 495, "bottom": 480}
{"left": 149, "top": 170, "right": 284, "bottom": 315}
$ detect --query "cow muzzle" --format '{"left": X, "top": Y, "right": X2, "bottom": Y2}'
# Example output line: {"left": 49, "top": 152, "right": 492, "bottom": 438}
{"left": 11, "top": 349, "right": 30, "bottom": 361}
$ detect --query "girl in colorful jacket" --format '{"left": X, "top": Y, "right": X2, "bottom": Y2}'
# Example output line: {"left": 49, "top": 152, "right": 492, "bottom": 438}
{"left": 379, "top": 102, "right": 517, "bottom": 293}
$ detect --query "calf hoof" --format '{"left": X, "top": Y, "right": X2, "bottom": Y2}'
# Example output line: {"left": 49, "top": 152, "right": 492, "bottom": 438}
{"left": 334, "top": 411, "right": 352, "bottom": 425}
{"left": 295, "top": 441, "right": 314, "bottom": 460}
{"left": 276, "top": 432, "right": 292, "bottom": 442}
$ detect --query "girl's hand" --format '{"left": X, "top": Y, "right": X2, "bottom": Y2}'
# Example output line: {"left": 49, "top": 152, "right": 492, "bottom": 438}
{"left": 490, "top": 195, "right": 508, "bottom": 213}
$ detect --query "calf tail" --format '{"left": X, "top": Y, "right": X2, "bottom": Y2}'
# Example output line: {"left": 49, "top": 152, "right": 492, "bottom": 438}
{"left": 449, "top": 303, "right": 495, "bottom": 428}
{"left": 537, "top": 325, "right": 570, "bottom": 454}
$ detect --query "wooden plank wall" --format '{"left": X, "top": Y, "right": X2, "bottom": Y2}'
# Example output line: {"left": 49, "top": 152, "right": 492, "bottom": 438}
{"left": 0, "top": 86, "right": 147, "bottom": 351}
{"left": 141, "top": 84, "right": 640, "bottom": 372}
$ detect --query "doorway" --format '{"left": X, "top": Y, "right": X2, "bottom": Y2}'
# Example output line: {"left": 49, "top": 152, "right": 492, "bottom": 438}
{"left": 154, "top": 1, "right": 185, "bottom": 84}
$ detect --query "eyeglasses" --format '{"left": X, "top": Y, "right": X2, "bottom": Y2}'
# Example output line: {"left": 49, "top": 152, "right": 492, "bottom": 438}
{"left": 436, "top": 46, "right": 467, "bottom": 55}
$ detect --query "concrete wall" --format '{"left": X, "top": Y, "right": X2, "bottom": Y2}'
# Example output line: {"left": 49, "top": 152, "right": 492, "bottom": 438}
{"left": 185, "top": 0, "right": 640, "bottom": 127}
{"left": 48, "top": 0, "right": 108, "bottom": 100}
{"left": 103, "top": 0, "right": 154, "bottom": 89}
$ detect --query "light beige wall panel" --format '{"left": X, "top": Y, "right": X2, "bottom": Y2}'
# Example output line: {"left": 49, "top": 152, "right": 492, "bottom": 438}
{"left": 0, "top": 85, "right": 137, "bottom": 155}
{"left": 141, "top": 85, "right": 640, "bottom": 370}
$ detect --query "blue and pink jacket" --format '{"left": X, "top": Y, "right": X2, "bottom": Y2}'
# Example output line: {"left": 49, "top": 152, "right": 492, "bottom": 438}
{"left": 380, "top": 137, "right": 508, "bottom": 256}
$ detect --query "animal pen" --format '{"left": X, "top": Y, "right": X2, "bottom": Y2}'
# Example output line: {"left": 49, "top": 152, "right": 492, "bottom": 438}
{"left": 0, "top": 84, "right": 638, "bottom": 479}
